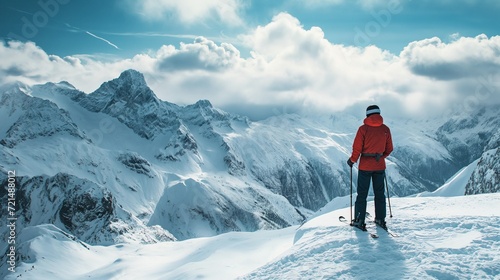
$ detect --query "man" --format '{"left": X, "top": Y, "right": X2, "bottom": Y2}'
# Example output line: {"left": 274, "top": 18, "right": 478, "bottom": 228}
{"left": 347, "top": 105, "right": 393, "bottom": 230}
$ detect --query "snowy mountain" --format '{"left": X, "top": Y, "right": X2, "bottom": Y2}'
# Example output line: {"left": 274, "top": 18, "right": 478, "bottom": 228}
{"left": 437, "top": 107, "right": 499, "bottom": 167}
{"left": 388, "top": 104, "right": 500, "bottom": 194}
{"left": 0, "top": 69, "right": 498, "bottom": 252}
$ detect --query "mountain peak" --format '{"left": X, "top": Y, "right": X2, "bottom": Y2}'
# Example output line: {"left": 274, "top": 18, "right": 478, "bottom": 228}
{"left": 194, "top": 99, "right": 213, "bottom": 108}
{"left": 74, "top": 70, "right": 180, "bottom": 140}
{"left": 0, "top": 81, "right": 31, "bottom": 95}
{"left": 88, "top": 69, "right": 158, "bottom": 107}
{"left": 117, "top": 69, "right": 147, "bottom": 86}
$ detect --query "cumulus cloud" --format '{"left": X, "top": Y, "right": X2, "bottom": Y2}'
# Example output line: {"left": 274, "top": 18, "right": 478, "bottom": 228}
{"left": 236, "top": 13, "right": 411, "bottom": 116}
{"left": 1, "top": 13, "right": 498, "bottom": 120}
{"left": 156, "top": 37, "right": 241, "bottom": 71}
{"left": 399, "top": 34, "right": 500, "bottom": 114}
{"left": 401, "top": 35, "right": 500, "bottom": 80}
{"left": 129, "top": 0, "right": 245, "bottom": 26}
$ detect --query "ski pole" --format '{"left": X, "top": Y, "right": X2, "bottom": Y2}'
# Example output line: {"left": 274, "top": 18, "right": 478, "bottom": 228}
{"left": 350, "top": 165, "right": 353, "bottom": 224}
{"left": 384, "top": 173, "right": 393, "bottom": 218}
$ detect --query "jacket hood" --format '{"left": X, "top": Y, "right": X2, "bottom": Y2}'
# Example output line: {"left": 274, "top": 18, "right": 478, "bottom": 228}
{"left": 363, "top": 114, "right": 383, "bottom": 127}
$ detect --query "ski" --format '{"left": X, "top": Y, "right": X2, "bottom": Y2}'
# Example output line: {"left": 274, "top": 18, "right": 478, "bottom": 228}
{"left": 339, "top": 216, "right": 379, "bottom": 238}
{"left": 365, "top": 212, "right": 398, "bottom": 237}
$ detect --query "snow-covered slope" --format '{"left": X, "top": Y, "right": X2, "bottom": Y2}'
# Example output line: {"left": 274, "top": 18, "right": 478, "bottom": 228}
{"left": 244, "top": 193, "right": 500, "bottom": 280}
{"left": 417, "top": 158, "right": 479, "bottom": 197}
{"left": 148, "top": 175, "right": 301, "bottom": 240}
{"left": 3, "top": 193, "right": 498, "bottom": 280}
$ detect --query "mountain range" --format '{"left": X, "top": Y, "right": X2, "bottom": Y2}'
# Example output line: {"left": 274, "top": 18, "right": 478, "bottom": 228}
{"left": 0, "top": 69, "right": 498, "bottom": 248}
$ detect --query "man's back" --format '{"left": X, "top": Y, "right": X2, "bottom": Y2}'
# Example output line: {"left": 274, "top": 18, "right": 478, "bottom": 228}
{"left": 350, "top": 113, "right": 393, "bottom": 171}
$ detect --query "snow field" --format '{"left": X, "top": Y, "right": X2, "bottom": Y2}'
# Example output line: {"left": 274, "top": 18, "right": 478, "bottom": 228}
{"left": 5, "top": 193, "right": 499, "bottom": 280}
{"left": 243, "top": 194, "right": 500, "bottom": 280}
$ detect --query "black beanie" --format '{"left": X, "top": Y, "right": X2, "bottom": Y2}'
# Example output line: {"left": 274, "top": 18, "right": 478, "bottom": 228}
{"left": 366, "top": 105, "right": 381, "bottom": 117}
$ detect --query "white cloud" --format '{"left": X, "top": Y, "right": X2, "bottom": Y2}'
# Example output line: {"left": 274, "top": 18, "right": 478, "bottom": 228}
{"left": 156, "top": 37, "right": 241, "bottom": 71}
{"left": 0, "top": 41, "right": 154, "bottom": 93}
{"left": 1, "top": 13, "right": 499, "bottom": 120}
{"left": 401, "top": 35, "right": 500, "bottom": 80}
{"left": 130, "top": 0, "right": 245, "bottom": 26}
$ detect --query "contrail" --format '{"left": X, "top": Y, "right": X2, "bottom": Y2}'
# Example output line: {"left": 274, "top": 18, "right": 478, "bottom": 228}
{"left": 8, "top": 7, "right": 33, "bottom": 15}
{"left": 101, "top": 31, "right": 244, "bottom": 46}
{"left": 84, "top": 31, "right": 120, "bottom": 50}
{"left": 9, "top": 8, "right": 120, "bottom": 50}
{"left": 65, "top": 23, "right": 120, "bottom": 50}
{"left": 103, "top": 31, "right": 199, "bottom": 40}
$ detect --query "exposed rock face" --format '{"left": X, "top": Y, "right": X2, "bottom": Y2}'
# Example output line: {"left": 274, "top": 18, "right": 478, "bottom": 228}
{"left": 118, "top": 152, "right": 154, "bottom": 178}
{"left": 464, "top": 148, "right": 499, "bottom": 195}
{"left": 0, "top": 173, "right": 174, "bottom": 245}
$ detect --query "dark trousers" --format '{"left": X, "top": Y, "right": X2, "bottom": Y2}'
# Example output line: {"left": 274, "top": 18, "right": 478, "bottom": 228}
{"left": 354, "top": 170, "right": 386, "bottom": 224}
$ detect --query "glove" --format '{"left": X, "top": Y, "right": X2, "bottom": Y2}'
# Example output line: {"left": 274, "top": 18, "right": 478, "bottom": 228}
{"left": 347, "top": 159, "right": 354, "bottom": 167}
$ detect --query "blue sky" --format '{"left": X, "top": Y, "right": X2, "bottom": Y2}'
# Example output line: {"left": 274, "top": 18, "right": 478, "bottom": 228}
{"left": 1, "top": 0, "right": 499, "bottom": 119}
{"left": 2, "top": 0, "right": 499, "bottom": 57}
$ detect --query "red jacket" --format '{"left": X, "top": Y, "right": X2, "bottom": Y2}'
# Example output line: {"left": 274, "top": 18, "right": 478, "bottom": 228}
{"left": 350, "top": 114, "right": 393, "bottom": 171}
